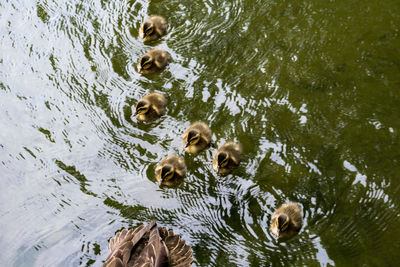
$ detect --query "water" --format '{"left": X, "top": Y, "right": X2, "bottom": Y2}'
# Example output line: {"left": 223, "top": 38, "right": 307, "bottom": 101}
{"left": 1, "top": 0, "right": 400, "bottom": 266}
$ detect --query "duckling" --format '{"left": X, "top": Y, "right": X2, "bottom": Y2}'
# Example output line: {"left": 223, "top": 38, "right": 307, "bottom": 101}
{"left": 182, "top": 122, "right": 212, "bottom": 154}
{"left": 133, "top": 92, "right": 167, "bottom": 121}
{"left": 137, "top": 49, "right": 170, "bottom": 74}
{"left": 155, "top": 155, "right": 186, "bottom": 187}
{"left": 270, "top": 202, "right": 303, "bottom": 239}
{"left": 139, "top": 16, "right": 167, "bottom": 42}
{"left": 213, "top": 142, "right": 242, "bottom": 175}
{"left": 103, "top": 220, "right": 194, "bottom": 267}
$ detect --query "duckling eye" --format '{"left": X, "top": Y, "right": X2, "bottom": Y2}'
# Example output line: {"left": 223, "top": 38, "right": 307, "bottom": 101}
{"left": 163, "top": 171, "right": 174, "bottom": 181}
{"left": 220, "top": 158, "right": 229, "bottom": 167}
{"left": 190, "top": 136, "right": 200, "bottom": 144}
{"left": 142, "top": 60, "right": 153, "bottom": 70}
{"left": 280, "top": 222, "right": 289, "bottom": 232}
{"left": 137, "top": 106, "right": 148, "bottom": 114}
{"left": 145, "top": 26, "right": 154, "bottom": 35}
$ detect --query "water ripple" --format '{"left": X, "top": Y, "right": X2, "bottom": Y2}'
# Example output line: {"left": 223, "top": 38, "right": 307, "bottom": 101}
{"left": 1, "top": 0, "right": 400, "bottom": 266}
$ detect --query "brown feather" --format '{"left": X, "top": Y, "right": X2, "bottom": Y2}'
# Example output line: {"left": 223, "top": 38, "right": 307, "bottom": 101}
{"left": 103, "top": 222, "right": 193, "bottom": 267}
{"left": 154, "top": 50, "right": 170, "bottom": 69}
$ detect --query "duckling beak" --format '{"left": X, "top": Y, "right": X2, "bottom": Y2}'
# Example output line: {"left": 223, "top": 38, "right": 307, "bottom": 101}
{"left": 138, "top": 66, "right": 143, "bottom": 73}
{"left": 184, "top": 141, "right": 190, "bottom": 148}
{"left": 277, "top": 229, "right": 281, "bottom": 237}
{"left": 159, "top": 178, "right": 164, "bottom": 187}
{"left": 133, "top": 110, "right": 138, "bottom": 116}
{"left": 216, "top": 165, "right": 220, "bottom": 173}
{"left": 141, "top": 32, "right": 146, "bottom": 39}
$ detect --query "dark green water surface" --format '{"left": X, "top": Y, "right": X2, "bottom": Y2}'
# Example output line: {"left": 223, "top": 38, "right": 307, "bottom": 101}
{"left": 1, "top": 0, "right": 400, "bottom": 266}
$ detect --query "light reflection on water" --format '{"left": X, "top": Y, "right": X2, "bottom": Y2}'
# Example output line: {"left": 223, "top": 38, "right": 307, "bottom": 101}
{"left": 1, "top": 0, "right": 400, "bottom": 266}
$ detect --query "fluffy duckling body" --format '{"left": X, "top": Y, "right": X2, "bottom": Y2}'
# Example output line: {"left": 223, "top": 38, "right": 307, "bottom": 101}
{"left": 137, "top": 49, "right": 170, "bottom": 74}
{"left": 103, "top": 220, "right": 194, "bottom": 267}
{"left": 270, "top": 202, "right": 303, "bottom": 240}
{"left": 133, "top": 92, "right": 167, "bottom": 121}
{"left": 139, "top": 16, "right": 167, "bottom": 42}
{"left": 182, "top": 122, "right": 212, "bottom": 154}
{"left": 155, "top": 155, "right": 186, "bottom": 187}
{"left": 213, "top": 142, "right": 242, "bottom": 175}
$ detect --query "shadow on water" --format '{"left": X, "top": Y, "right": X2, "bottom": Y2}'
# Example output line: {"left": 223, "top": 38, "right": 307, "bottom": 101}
{"left": 55, "top": 160, "right": 98, "bottom": 197}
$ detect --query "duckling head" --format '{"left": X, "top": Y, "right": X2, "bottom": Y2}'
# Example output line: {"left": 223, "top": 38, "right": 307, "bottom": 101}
{"left": 134, "top": 100, "right": 150, "bottom": 116}
{"left": 141, "top": 21, "right": 154, "bottom": 39}
{"left": 276, "top": 214, "right": 289, "bottom": 237}
{"left": 185, "top": 130, "right": 201, "bottom": 148}
{"left": 159, "top": 165, "right": 175, "bottom": 187}
{"left": 216, "top": 152, "right": 229, "bottom": 173}
{"left": 138, "top": 55, "right": 153, "bottom": 73}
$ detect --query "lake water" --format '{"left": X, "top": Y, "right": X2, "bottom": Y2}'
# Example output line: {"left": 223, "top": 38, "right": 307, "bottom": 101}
{"left": 1, "top": 0, "right": 400, "bottom": 266}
